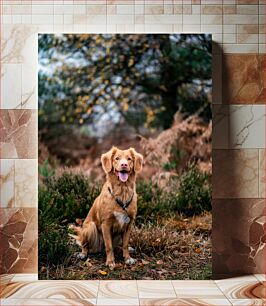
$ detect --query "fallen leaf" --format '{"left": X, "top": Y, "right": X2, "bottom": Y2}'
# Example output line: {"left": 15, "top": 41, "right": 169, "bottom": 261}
{"left": 156, "top": 260, "right": 163, "bottom": 265}
{"left": 195, "top": 248, "right": 202, "bottom": 253}
{"left": 142, "top": 259, "right": 150, "bottom": 265}
{"left": 98, "top": 270, "right": 108, "bottom": 275}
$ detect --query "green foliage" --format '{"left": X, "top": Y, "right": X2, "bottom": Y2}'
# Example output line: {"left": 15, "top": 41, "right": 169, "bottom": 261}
{"left": 137, "top": 164, "right": 211, "bottom": 223}
{"left": 38, "top": 167, "right": 211, "bottom": 266}
{"left": 39, "top": 159, "right": 55, "bottom": 179}
{"left": 176, "top": 163, "right": 211, "bottom": 216}
{"left": 38, "top": 34, "right": 212, "bottom": 130}
{"left": 38, "top": 172, "right": 100, "bottom": 266}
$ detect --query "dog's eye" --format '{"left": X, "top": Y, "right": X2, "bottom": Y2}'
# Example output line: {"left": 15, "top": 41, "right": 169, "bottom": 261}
{"left": 115, "top": 156, "right": 119, "bottom": 160}
{"left": 127, "top": 157, "right": 132, "bottom": 161}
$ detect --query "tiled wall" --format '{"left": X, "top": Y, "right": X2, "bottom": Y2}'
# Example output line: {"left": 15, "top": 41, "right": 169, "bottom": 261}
{"left": 0, "top": 0, "right": 265, "bottom": 278}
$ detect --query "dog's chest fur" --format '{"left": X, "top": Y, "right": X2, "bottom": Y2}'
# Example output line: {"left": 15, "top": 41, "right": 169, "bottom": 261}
{"left": 113, "top": 211, "right": 129, "bottom": 229}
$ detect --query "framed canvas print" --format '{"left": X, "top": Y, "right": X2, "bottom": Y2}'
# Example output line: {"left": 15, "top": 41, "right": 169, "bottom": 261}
{"left": 38, "top": 33, "right": 212, "bottom": 280}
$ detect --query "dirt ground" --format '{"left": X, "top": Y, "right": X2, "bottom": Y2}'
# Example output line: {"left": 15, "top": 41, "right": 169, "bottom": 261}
{"left": 39, "top": 212, "right": 211, "bottom": 280}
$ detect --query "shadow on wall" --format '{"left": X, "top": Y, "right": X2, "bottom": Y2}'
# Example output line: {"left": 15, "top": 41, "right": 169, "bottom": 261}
{"left": 212, "top": 42, "right": 266, "bottom": 279}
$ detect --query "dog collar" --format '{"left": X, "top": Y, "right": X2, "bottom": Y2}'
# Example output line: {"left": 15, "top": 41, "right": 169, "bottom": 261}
{"left": 108, "top": 187, "right": 134, "bottom": 211}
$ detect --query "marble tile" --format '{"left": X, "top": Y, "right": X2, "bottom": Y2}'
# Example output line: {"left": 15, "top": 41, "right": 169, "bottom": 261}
{"left": 213, "top": 149, "right": 259, "bottom": 198}
{"left": 222, "top": 55, "right": 264, "bottom": 104}
{"left": 213, "top": 105, "right": 229, "bottom": 149}
{"left": 1, "top": 25, "right": 38, "bottom": 64}
{"left": 21, "top": 64, "right": 37, "bottom": 109}
{"left": 0, "top": 274, "right": 14, "bottom": 295}
{"left": 11, "top": 274, "right": 38, "bottom": 282}
{"left": 1, "top": 281, "right": 99, "bottom": 299}
{"left": 97, "top": 299, "right": 139, "bottom": 305}
{"left": 229, "top": 300, "right": 266, "bottom": 306}
{"left": 0, "top": 208, "right": 37, "bottom": 274}
{"left": 98, "top": 281, "right": 138, "bottom": 299}
{"left": 254, "top": 275, "right": 266, "bottom": 283}
{"left": 137, "top": 281, "right": 176, "bottom": 298}
{"left": 14, "top": 159, "right": 37, "bottom": 207}
{"left": 213, "top": 199, "right": 266, "bottom": 276}
{"left": 229, "top": 105, "right": 265, "bottom": 149}
{"left": 0, "top": 299, "right": 96, "bottom": 305}
{"left": 0, "top": 159, "right": 15, "bottom": 208}
{"left": 140, "top": 298, "right": 232, "bottom": 305}
{"left": 1, "top": 64, "right": 22, "bottom": 109}
{"left": 0, "top": 110, "right": 37, "bottom": 159}
{"left": 258, "top": 150, "right": 265, "bottom": 198}
{"left": 215, "top": 276, "right": 265, "bottom": 299}
{"left": 172, "top": 280, "right": 225, "bottom": 298}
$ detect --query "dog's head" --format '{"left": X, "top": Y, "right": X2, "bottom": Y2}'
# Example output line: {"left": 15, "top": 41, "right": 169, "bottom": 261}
{"left": 101, "top": 147, "right": 143, "bottom": 182}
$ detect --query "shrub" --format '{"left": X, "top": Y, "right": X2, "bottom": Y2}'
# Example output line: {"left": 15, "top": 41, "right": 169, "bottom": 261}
{"left": 38, "top": 166, "right": 211, "bottom": 266}
{"left": 137, "top": 163, "right": 211, "bottom": 222}
{"left": 175, "top": 163, "right": 211, "bottom": 216}
{"left": 39, "top": 172, "right": 100, "bottom": 223}
{"left": 38, "top": 172, "right": 100, "bottom": 266}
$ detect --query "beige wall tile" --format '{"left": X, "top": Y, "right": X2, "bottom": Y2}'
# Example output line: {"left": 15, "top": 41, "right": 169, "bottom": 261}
{"left": 86, "top": 5, "right": 106, "bottom": 15}
{"left": 15, "top": 159, "right": 37, "bottom": 208}
{"left": 21, "top": 64, "right": 37, "bottom": 109}
{"left": 116, "top": 5, "right": 134, "bottom": 15}
{"left": 107, "top": 14, "right": 134, "bottom": 24}
{"left": 201, "top": 5, "right": 223, "bottom": 14}
{"left": 237, "top": 4, "right": 259, "bottom": 14}
{"left": 144, "top": 24, "right": 174, "bottom": 33}
{"left": 223, "top": 33, "right": 236, "bottom": 43}
{"left": 145, "top": 14, "right": 182, "bottom": 24}
{"left": 237, "top": 33, "right": 259, "bottom": 43}
{"left": 213, "top": 149, "right": 259, "bottom": 198}
{"left": 237, "top": 24, "right": 259, "bottom": 33}
{"left": 183, "top": 14, "right": 200, "bottom": 24}
{"left": 222, "top": 43, "right": 258, "bottom": 53}
{"left": 223, "top": 5, "right": 236, "bottom": 14}
{"left": 223, "top": 14, "right": 258, "bottom": 24}
{"left": 12, "top": 5, "right": 31, "bottom": 15}
{"left": 0, "top": 159, "right": 15, "bottom": 208}
{"left": 259, "top": 149, "right": 265, "bottom": 198}
{"left": 32, "top": 5, "right": 53, "bottom": 15}
{"left": 201, "top": 24, "right": 222, "bottom": 33}
{"left": 107, "top": 5, "right": 117, "bottom": 15}
{"left": 223, "top": 25, "right": 236, "bottom": 33}
{"left": 1, "top": 64, "right": 22, "bottom": 109}
{"left": 201, "top": 15, "right": 222, "bottom": 24}
{"left": 144, "top": 5, "right": 163, "bottom": 15}
{"left": 229, "top": 105, "right": 265, "bottom": 149}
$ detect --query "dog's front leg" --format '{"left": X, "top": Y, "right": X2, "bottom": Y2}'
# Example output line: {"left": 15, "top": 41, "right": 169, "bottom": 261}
{"left": 123, "top": 223, "right": 136, "bottom": 265}
{"left": 102, "top": 222, "right": 115, "bottom": 269}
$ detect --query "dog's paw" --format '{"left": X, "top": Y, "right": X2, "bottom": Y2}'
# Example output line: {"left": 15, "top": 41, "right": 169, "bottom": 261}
{"left": 76, "top": 253, "right": 86, "bottom": 260}
{"left": 106, "top": 260, "right": 116, "bottom": 270}
{"left": 128, "top": 246, "right": 135, "bottom": 254}
{"left": 125, "top": 257, "right": 136, "bottom": 265}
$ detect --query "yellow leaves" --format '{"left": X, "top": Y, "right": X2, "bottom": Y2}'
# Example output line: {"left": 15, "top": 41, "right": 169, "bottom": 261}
{"left": 128, "top": 58, "right": 134, "bottom": 67}
{"left": 194, "top": 248, "right": 202, "bottom": 254}
{"left": 123, "top": 103, "right": 129, "bottom": 111}
{"left": 79, "top": 118, "right": 84, "bottom": 124}
{"left": 84, "top": 259, "right": 92, "bottom": 267}
{"left": 98, "top": 269, "right": 108, "bottom": 275}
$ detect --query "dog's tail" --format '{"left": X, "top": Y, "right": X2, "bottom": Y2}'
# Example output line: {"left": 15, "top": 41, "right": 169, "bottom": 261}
{"left": 68, "top": 222, "right": 103, "bottom": 253}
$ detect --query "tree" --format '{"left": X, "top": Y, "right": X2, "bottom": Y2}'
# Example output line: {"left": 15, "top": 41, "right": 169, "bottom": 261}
{"left": 38, "top": 34, "right": 211, "bottom": 131}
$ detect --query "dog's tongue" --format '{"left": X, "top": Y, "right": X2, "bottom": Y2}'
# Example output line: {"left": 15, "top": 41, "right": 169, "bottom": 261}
{"left": 118, "top": 172, "right": 129, "bottom": 182}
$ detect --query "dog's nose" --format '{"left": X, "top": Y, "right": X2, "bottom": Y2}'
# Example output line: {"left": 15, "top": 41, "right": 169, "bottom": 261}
{"left": 121, "top": 162, "right": 128, "bottom": 168}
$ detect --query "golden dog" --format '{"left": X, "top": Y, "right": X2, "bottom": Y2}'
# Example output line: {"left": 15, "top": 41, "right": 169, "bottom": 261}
{"left": 70, "top": 146, "right": 143, "bottom": 269}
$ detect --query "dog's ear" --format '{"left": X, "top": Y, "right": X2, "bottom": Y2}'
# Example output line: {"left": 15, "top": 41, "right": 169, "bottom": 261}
{"left": 130, "top": 148, "right": 143, "bottom": 173}
{"left": 101, "top": 147, "right": 117, "bottom": 173}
